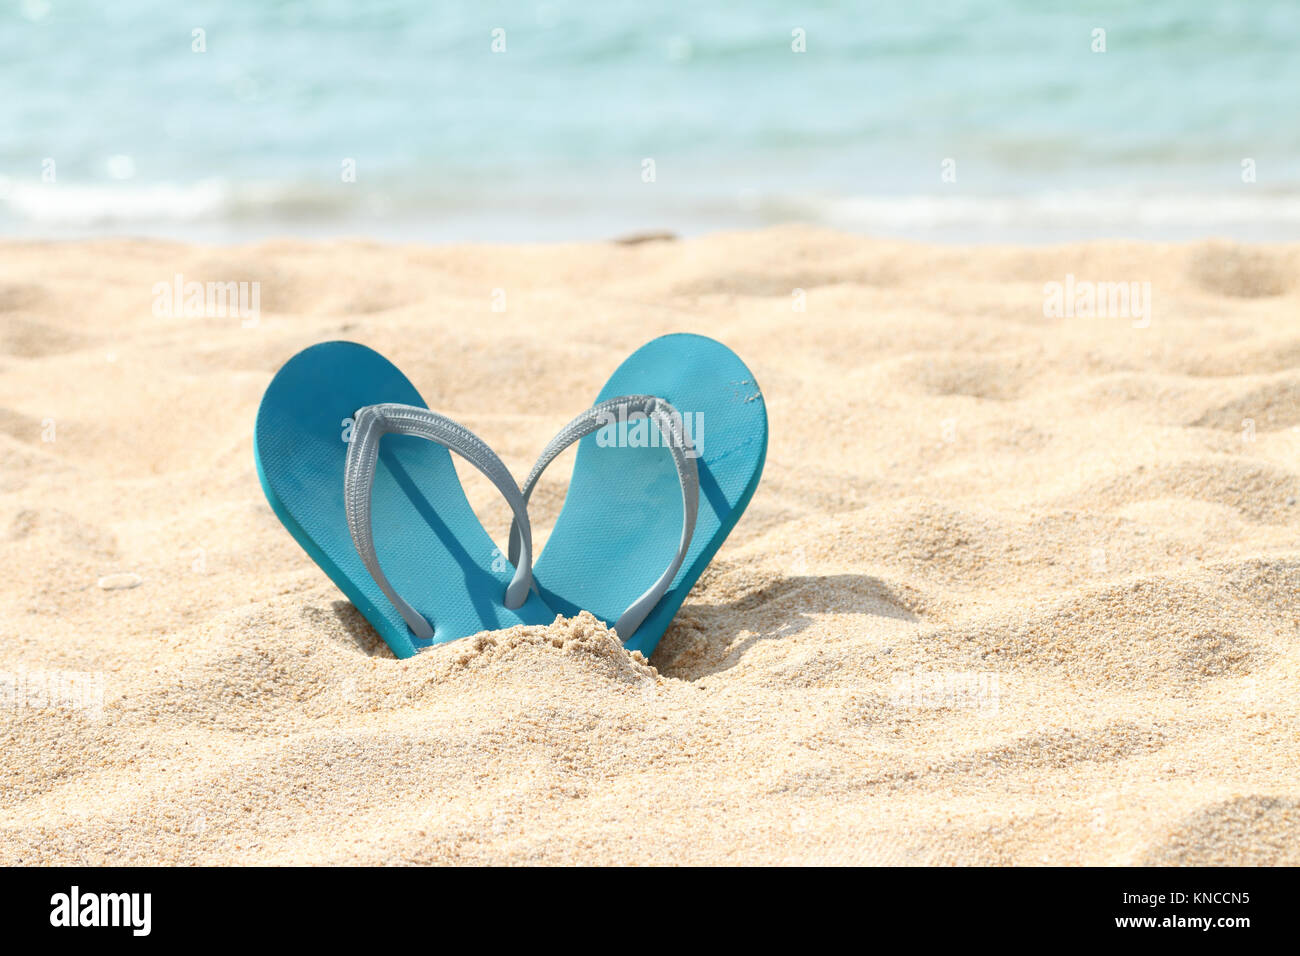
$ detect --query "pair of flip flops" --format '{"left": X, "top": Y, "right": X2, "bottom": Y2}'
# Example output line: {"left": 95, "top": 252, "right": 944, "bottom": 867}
{"left": 254, "top": 334, "right": 767, "bottom": 659}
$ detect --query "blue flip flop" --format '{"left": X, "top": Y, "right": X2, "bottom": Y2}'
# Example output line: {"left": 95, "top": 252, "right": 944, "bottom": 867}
{"left": 507, "top": 334, "right": 768, "bottom": 657}
{"left": 254, "top": 341, "right": 554, "bottom": 659}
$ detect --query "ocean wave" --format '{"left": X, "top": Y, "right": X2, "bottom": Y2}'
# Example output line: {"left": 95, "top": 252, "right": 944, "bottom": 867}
{"left": 799, "top": 191, "right": 1300, "bottom": 234}
{"left": 0, "top": 178, "right": 357, "bottom": 228}
{"left": 3, "top": 176, "right": 1299, "bottom": 242}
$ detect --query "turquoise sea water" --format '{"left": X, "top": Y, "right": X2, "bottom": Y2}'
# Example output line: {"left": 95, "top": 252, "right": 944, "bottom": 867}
{"left": 2, "top": 1, "right": 1298, "bottom": 241}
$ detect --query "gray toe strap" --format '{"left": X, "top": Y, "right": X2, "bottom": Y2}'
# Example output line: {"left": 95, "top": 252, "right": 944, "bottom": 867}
{"left": 509, "top": 395, "right": 699, "bottom": 642}
{"left": 344, "top": 403, "right": 533, "bottom": 641}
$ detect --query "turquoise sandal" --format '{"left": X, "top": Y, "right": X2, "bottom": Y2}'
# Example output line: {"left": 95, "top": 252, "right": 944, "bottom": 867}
{"left": 508, "top": 334, "right": 767, "bottom": 657}
{"left": 254, "top": 341, "right": 553, "bottom": 658}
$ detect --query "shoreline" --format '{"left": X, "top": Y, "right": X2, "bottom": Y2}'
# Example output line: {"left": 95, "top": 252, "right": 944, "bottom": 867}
{"left": 6, "top": 183, "right": 1300, "bottom": 246}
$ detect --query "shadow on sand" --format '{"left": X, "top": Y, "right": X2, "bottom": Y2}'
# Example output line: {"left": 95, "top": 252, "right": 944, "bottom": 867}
{"left": 653, "top": 572, "right": 919, "bottom": 681}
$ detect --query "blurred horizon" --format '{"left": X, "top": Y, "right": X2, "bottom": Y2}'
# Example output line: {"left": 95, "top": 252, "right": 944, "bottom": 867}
{"left": 2, "top": 0, "right": 1298, "bottom": 243}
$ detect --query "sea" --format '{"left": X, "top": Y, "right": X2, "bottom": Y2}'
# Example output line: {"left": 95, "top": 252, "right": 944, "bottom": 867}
{"left": 2, "top": 0, "right": 1298, "bottom": 242}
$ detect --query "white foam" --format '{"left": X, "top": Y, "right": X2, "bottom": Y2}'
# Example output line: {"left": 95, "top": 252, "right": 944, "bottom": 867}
{"left": 800, "top": 190, "right": 1300, "bottom": 239}
{"left": 0, "top": 178, "right": 232, "bottom": 226}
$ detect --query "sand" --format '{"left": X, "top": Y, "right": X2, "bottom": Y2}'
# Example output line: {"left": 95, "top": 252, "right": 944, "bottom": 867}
{"left": 1, "top": 226, "right": 1298, "bottom": 865}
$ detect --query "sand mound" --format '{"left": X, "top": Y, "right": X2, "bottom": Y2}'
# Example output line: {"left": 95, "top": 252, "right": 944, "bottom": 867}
{"left": 0, "top": 314, "right": 88, "bottom": 359}
{"left": 936, "top": 572, "right": 1278, "bottom": 689}
{"left": 1142, "top": 796, "right": 1300, "bottom": 865}
{"left": 1192, "top": 377, "right": 1300, "bottom": 432}
{"left": 1084, "top": 458, "right": 1299, "bottom": 524}
{"left": 1187, "top": 241, "right": 1295, "bottom": 298}
{"left": 900, "top": 351, "right": 1039, "bottom": 401}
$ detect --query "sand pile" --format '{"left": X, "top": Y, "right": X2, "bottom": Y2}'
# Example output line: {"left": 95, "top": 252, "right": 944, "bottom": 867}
{"left": 1, "top": 227, "right": 1298, "bottom": 864}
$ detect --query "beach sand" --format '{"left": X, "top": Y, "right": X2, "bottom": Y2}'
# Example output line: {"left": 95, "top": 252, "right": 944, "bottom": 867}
{"left": 1, "top": 226, "right": 1298, "bottom": 865}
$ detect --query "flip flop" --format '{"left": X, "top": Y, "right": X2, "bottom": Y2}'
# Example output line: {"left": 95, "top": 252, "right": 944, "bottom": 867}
{"left": 254, "top": 341, "right": 554, "bottom": 658}
{"left": 508, "top": 333, "right": 767, "bottom": 657}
